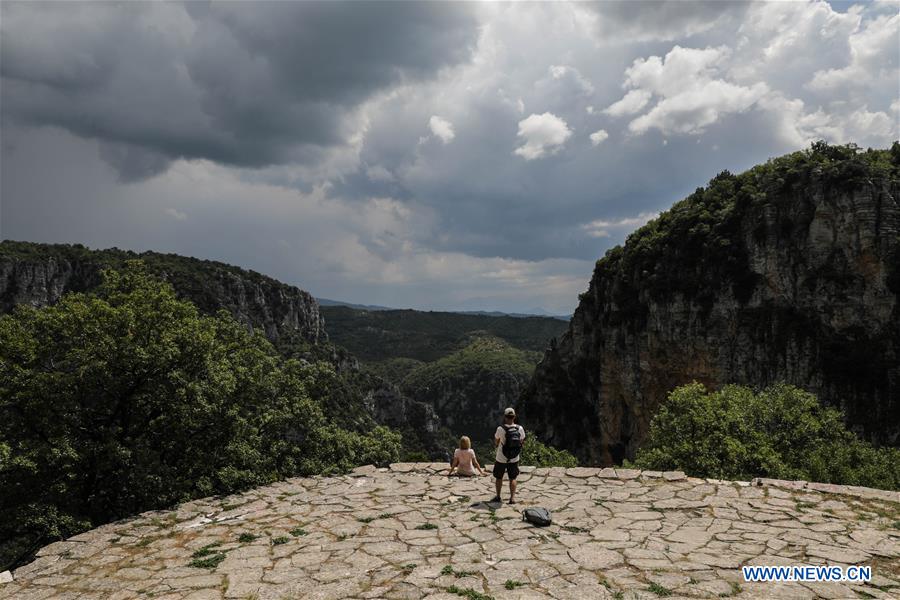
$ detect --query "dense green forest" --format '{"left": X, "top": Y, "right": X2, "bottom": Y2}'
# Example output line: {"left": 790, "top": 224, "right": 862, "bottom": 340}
{"left": 632, "top": 382, "right": 900, "bottom": 490}
{"left": 0, "top": 264, "right": 400, "bottom": 571}
{"left": 401, "top": 337, "right": 538, "bottom": 392}
{"left": 321, "top": 305, "right": 566, "bottom": 364}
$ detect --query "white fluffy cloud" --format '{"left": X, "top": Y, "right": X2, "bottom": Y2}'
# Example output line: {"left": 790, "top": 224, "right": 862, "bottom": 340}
{"left": 589, "top": 129, "right": 609, "bottom": 146}
{"left": 629, "top": 79, "right": 768, "bottom": 135}
{"left": 600, "top": 3, "right": 898, "bottom": 146}
{"left": 602, "top": 89, "right": 652, "bottom": 117}
{"left": 514, "top": 112, "right": 573, "bottom": 160}
{"left": 428, "top": 115, "right": 456, "bottom": 144}
{"left": 613, "top": 45, "right": 769, "bottom": 136}
{"left": 807, "top": 10, "right": 899, "bottom": 93}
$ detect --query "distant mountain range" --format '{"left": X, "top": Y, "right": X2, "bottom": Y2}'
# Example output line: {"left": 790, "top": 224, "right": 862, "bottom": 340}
{"left": 317, "top": 297, "right": 570, "bottom": 320}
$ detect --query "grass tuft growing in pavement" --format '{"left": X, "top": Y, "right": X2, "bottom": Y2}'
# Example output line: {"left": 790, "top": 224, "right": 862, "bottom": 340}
{"left": 189, "top": 552, "right": 226, "bottom": 569}
{"left": 191, "top": 542, "right": 222, "bottom": 558}
{"left": 446, "top": 585, "right": 494, "bottom": 600}
{"left": 442, "top": 565, "right": 478, "bottom": 577}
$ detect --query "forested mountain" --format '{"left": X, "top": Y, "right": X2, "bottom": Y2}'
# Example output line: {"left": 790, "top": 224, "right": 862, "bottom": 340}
{"left": 521, "top": 142, "right": 900, "bottom": 465}
{"left": 320, "top": 304, "right": 566, "bottom": 363}
{"left": 321, "top": 305, "right": 565, "bottom": 452}
{"left": 0, "top": 242, "right": 326, "bottom": 345}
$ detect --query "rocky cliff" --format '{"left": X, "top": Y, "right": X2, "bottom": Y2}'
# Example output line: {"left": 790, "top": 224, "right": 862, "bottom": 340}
{"left": 521, "top": 143, "right": 900, "bottom": 466}
{"left": 0, "top": 242, "right": 326, "bottom": 344}
{"left": 405, "top": 369, "right": 528, "bottom": 444}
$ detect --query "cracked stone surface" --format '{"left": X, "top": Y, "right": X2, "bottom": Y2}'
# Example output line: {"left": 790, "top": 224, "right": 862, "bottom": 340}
{"left": 2, "top": 465, "right": 899, "bottom": 600}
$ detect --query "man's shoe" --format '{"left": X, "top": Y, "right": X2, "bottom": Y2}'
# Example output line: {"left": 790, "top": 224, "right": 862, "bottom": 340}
{"left": 490, "top": 496, "right": 501, "bottom": 503}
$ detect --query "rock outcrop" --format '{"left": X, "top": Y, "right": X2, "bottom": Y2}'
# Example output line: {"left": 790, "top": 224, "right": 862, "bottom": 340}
{"left": 3, "top": 464, "right": 898, "bottom": 599}
{"left": 521, "top": 144, "right": 900, "bottom": 465}
{"left": 404, "top": 369, "right": 529, "bottom": 443}
{"left": 365, "top": 382, "right": 446, "bottom": 456}
{"left": 400, "top": 337, "right": 537, "bottom": 444}
{"left": 0, "top": 243, "right": 326, "bottom": 344}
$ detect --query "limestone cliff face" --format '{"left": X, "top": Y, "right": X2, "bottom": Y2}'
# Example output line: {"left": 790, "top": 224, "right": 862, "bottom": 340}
{"left": 403, "top": 370, "right": 529, "bottom": 444}
{"left": 521, "top": 146, "right": 900, "bottom": 466}
{"left": 0, "top": 244, "right": 326, "bottom": 344}
{"left": 397, "top": 337, "right": 537, "bottom": 445}
{"left": 364, "top": 382, "right": 446, "bottom": 456}
{"left": 0, "top": 256, "right": 103, "bottom": 310}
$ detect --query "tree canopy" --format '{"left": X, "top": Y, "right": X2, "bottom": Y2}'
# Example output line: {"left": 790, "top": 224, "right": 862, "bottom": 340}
{"left": 0, "top": 263, "right": 400, "bottom": 571}
{"left": 632, "top": 382, "right": 900, "bottom": 490}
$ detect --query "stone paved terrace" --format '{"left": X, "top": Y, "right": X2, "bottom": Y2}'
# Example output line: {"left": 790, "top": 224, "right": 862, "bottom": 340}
{"left": 2, "top": 464, "right": 899, "bottom": 600}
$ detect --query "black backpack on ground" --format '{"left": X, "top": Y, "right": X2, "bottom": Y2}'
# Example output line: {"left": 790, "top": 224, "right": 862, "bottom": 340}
{"left": 501, "top": 425, "right": 521, "bottom": 460}
{"left": 522, "top": 507, "right": 552, "bottom": 527}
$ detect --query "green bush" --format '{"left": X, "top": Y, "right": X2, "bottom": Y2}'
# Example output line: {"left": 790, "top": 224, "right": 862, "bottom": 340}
{"left": 521, "top": 436, "right": 578, "bottom": 468}
{"left": 0, "top": 263, "right": 400, "bottom": 571}
{"left": 474, "top": 434, "right": 577, "bottom": 468}
{"left": 632, "top": 382, "right": 900, "bottom": 490}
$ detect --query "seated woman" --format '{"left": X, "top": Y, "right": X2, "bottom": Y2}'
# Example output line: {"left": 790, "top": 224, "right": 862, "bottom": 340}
{"left": 448, "top": 436, "right": 485, "bottom": 477}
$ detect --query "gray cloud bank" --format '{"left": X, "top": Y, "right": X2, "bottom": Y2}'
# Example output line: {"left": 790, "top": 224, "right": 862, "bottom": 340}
{"left": 1, "top": 1, "right": 478, "bottom": 180}
{"left": 2, "top": 1, "right": 897, "bottom": 314}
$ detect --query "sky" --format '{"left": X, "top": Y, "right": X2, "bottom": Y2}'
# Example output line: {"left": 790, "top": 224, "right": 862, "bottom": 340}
{"left": 1, "top": 1, "right": 897, "bottom": 315}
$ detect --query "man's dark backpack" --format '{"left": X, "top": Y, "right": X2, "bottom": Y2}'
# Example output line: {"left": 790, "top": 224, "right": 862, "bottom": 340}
{"left": 522, "top": 507, "right": 552, "bottom": 527}
{"left": 501, "top": 425, "right": 522, "bottom": 460}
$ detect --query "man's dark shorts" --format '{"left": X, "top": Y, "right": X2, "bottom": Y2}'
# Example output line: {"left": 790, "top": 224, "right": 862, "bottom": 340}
{"left": 493, "top": 461, "right": 519, "bottom": 480}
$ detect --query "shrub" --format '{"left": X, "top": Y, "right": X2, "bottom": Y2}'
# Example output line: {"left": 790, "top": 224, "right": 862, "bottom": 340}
{"left": 475, "top": 434, "right": 577, "bottom": 468}
{"left": 520, "top": 436, "right": 578, "bottom": 468}
{"left": 632, "top": 382, "right": 900, "bottom": 490}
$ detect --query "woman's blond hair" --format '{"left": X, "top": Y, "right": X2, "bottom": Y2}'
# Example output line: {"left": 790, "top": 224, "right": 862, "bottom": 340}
{"left": 459, "top": 435, "right": 471, "bottom": 450}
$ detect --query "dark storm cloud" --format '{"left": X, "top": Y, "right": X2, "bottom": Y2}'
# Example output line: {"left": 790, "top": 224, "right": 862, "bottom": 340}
{"left": 0, "top": 1, "right": 479, "bottom": 180}
{"left": 2, "top": 1, "right": 896, "bottom": 313}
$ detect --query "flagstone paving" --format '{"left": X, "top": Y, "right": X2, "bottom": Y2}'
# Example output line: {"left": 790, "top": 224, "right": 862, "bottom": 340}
{"left": 2, "top": 464, "right": 899, "bottom": 600}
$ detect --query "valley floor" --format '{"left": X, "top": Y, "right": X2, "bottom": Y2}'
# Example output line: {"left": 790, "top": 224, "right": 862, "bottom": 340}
{"left": 3, "top": 465, "right": 899, "bottom": 600}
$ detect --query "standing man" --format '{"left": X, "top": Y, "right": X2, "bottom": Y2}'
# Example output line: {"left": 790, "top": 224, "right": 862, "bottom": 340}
{"left": 492, "top": 407, "right": 525, "bottom": 504}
